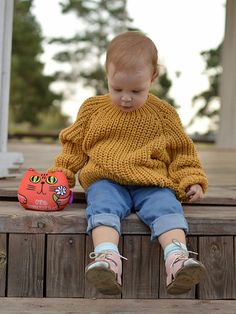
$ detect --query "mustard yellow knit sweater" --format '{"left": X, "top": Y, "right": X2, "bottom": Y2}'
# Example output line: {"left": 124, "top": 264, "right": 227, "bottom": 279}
{"left": 50, "top": 93, "right": 208, "bottom": 200}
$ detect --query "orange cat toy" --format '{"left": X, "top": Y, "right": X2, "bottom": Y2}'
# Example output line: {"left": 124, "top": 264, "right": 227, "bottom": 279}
{"left": 18, "top": 168, "right": 73, "bottom": 211}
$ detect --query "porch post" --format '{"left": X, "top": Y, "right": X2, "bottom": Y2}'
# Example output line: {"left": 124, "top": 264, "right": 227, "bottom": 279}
{"left": 0, "top": 0, "right": 23, "bottom": 177}
{"left": 217, "top": 0, "right": 236, "bottom": 148}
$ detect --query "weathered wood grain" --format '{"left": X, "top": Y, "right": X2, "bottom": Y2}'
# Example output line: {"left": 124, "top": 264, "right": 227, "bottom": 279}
{"left": 0, "top": 202, "right": 87, "bottom": 234}
{"left": 1, "top": 202, "right": 236, "bottom": 235}
{"left": 46, "top": 234, "right": 85, "bottom": 297}
{"left": 1, "top": 298, "right": 236, "bottom": 314}
{"left": 0, "top": 234, "right": 6, "bottom": 296}
{"left": 7, "top": 234, "right": 45, "bottom": 297}
{"left": 198, "top": 236, "right": 236, "bottom": 299}
{"left": 122, "top": 235, "right": 160, "bottom": 298}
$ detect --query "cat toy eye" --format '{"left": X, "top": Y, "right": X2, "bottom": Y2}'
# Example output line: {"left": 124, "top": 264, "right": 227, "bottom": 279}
{"left": 30, "top": 175, "right": 41, "bottom": 183}
{"left": 46, "top": 176, "right": 58, "bottom": 184}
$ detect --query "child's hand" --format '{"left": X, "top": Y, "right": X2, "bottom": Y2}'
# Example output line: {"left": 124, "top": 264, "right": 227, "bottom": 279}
{"left": 186, "top": 184, "right": 203, "bottom": 203}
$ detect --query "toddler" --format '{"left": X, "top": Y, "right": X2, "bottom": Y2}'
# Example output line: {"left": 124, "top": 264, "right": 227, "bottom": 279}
{"left": 49, "top": 31, "right": 208, "bottom": 295}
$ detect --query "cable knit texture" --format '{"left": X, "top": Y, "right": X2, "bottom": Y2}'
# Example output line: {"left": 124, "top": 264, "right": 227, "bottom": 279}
{"left": 49, "top": 94, "right": 208, "bottom": 200}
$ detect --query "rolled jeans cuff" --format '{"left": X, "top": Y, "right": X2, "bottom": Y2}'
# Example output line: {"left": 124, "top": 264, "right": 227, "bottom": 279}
{"left": 150, "top": 213, "right": 189, "bottom": 241}
{"left": 86, "top": 213, "right": 121, "bottom": 235}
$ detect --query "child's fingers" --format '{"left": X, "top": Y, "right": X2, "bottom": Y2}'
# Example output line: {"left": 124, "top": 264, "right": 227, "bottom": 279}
{"left": 188, "top": 191, "right": 203, "bottom": 203}
{"left": 188, "top": 194, "right": 198, "bottom": 203}
{"left": 186, "top": 189, "right": 195, "bottom": 197}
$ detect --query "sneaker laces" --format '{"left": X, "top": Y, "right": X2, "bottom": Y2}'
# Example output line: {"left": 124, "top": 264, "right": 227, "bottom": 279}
{"left": 89, "top": 250, "right": 128, "bottom": 261}
{"left": 170, "top": 239, "right": 198, "bottom": 268}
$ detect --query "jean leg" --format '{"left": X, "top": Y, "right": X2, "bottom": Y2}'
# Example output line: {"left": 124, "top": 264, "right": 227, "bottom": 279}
{"left": 130, "top": 186, "right": 188, "bottom": 240}
{"left": 86, "top": 179, "right": 133, "bottom": 235}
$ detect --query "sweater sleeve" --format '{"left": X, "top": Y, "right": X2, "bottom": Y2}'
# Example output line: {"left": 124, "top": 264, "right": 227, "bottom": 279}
{"left": 163, "top": 105, "right": 208, "bottom": 200}
{"left": 48, "top": 99, "right": 92, "bottom": 187}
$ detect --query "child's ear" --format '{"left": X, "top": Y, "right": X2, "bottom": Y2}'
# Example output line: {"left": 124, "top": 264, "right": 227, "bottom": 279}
{"left": 104, "top": 71, "right": 108, "bottom": 81}
{"left": 151, "top": 70, "right": 158, "bottom": 82}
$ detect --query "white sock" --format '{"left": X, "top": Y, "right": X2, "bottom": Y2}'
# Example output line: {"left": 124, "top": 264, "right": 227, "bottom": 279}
{"left": 94, "top": 242, "right": 119, "bottom": 254}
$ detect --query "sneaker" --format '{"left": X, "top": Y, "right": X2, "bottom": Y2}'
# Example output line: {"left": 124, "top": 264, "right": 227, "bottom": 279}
{"left": 85, "top": 250, "right": 126, "bottom": 295}
{"left": 165, "top": 251, "right": 207, "bottom": 295}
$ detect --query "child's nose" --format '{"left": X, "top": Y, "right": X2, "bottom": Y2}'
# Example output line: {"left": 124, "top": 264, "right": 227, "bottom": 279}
{"left": 121, "top": 94, "right": 132, "bottom": 102}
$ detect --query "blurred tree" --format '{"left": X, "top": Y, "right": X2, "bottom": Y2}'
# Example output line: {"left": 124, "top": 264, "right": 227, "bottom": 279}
{"left": 10, "top": 0, "right": 68, "bottom": 130}
{"left": 51, "top": 0, "right": 134, "bottom": 95}
{"left": 151, "top": 70, "right": 178, "bottom": 108}
{"left": 51, "top": 0, "right": 178, "bottom": 108}
{"left": 190, "top": 43, "right": 222, "bottom": 133}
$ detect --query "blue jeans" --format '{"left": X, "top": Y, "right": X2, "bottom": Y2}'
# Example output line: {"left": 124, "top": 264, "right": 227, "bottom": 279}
{"left": 86, "top": 179, "right": 188, "bottom": 240}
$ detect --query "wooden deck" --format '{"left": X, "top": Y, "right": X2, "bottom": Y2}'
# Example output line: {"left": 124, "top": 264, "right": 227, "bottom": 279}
{"left": 2, "top": 142, "right": 236, "bottom": 204}
{"left": 0, "top": 142, "right": 236, "bottom": 303}
{"left": 0, "top": 142, "right": 236, "bottom": 205}
{"left": 0, "top": 298, "right": 236, "bottom": 314}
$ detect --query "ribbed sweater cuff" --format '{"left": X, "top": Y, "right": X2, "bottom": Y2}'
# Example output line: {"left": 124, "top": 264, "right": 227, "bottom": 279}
{"left": 178, "top": 175, "right": 208, "bottom": 200}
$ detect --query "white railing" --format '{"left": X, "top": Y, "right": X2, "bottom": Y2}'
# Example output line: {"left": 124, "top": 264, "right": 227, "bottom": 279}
{"left": 0, "top": 0, "right": 23, "bottom": 177}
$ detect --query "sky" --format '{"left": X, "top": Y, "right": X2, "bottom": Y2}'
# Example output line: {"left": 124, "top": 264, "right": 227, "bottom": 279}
{"left": 32, "top": 0, "right": 226, "bottom": 133}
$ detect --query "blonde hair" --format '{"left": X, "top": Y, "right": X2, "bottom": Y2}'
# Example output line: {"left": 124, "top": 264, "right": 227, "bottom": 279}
{"left": 105, "top": 31, "right": 158, "bottom": 78}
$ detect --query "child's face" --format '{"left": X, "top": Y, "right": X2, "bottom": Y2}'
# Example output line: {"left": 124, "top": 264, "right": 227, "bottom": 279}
{"left": 107, "top": 63, "right": 155, "bottom": 112}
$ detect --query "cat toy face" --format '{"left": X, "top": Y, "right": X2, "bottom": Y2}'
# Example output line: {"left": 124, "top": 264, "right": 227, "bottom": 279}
{"left": 18, "top": 168, "right": 73, "bottom": 211}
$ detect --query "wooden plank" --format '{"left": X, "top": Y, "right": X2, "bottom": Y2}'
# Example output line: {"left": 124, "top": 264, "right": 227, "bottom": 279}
{"left": 2, "top": 202, "right": 236, "bottom": 235}
{"left": 1, "top": 144, "right": 236, "bottom": 204}
{"left": 84, "top": 235, "right": 122, "bottom": 299}
{"left": 2, "top": 189, "right": 236, "bottom": 206}
{"left": 46, "top": 234, "right": 85, "bottom": 297}
{"left": 198, "top": 236, "right": 236, "bottom": 299}
{"left": 122, "top": 235, "right": 160, "bottom": 298}
{"left": 159, "top": 237, "right": 197, "bottom": 299}
{"left": 0, "top": 202, "right": 87, "bottom": 234}
{"left": 1, "top": 298, "right": 236, "bottom": 314}
{"left": 7, "top": 234, "right": 45, "bottom": 297}
{"left": 0, "top": 234, "right": 6, "bottom": 296}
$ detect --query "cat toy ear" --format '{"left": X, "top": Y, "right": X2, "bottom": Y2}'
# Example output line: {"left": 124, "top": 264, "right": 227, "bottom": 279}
{"left": 27, "top": 168, "right": 40, "bottom": 174}
{"left": 25, "top": 168, "right": 41, "bottom": 177}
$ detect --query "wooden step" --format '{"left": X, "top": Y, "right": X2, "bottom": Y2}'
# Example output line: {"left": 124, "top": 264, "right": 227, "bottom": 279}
{"left": 1, "top": 201, "right": 236, "bottom": 234}
{"left": 0, "top": 201, "right": 236, "bottom": 299}
{"left": 1, "top": 139, "right": 235, "bottom": 301}
{"left": 0, "top": 298, "right": 236, "bottom": 314}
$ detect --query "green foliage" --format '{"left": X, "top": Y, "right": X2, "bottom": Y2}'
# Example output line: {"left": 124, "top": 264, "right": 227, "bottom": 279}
{"left": 51, "top": 0, "right": 134, "bottom": 95}
{"left": 191, "top": 43, "right": 222, "bottom": 132}
{"left": 10, "top": 0, "right": 68, "bottom": 130}
{"left": 50, "top": 0, "right": 177, "bottom": 107}
{"left": 37, "top": 102, "right": 69, "bottom": 132}
{"left": 151, "top": 70, "right": 178, "bottom": 108}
